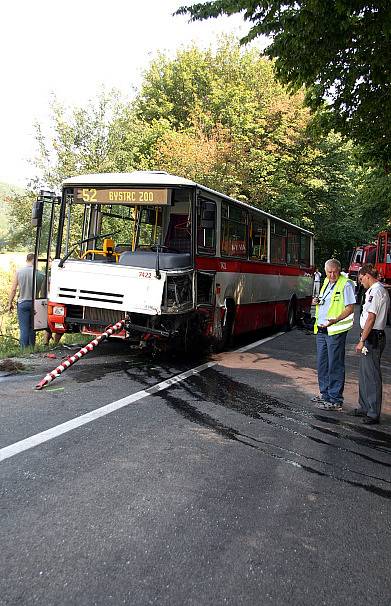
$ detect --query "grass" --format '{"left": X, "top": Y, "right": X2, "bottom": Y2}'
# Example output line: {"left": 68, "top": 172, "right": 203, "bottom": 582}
{"left": 0, "top": 332, "right": 88, "bottom": 361}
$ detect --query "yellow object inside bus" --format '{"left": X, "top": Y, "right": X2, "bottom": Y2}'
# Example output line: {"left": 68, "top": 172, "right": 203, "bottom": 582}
{"left": 80, "top": 238, "right": 120, "bottom": 261}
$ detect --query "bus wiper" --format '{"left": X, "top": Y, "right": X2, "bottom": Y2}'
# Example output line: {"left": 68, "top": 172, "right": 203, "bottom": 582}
{"left": 58, "top": 230, "right": 120, "bottom": 268}
{"left": 155, "top": 245, "right": 162, "bottom": 280}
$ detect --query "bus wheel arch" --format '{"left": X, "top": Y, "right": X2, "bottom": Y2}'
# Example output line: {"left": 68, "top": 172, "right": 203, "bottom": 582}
{"left": 214, "top": 298, "right": 236, "bottom": 351}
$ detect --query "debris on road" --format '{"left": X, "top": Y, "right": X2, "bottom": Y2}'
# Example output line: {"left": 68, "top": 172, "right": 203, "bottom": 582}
{"left": 35, "top": 319, "right": 126, "bottom": 390}
{"left": 0, "top": 358, "right": 26, "bottom": 373}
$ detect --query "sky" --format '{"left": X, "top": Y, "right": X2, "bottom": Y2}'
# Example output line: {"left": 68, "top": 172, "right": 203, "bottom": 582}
{"left": 1, "top": 0, "right": 253, "bottom": 188}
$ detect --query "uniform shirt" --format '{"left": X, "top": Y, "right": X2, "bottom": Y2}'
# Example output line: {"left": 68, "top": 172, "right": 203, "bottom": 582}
{"left": 360, "top": 282, "right": 390, "bottom": 330}
{"left": 317, "top": 280, "right": 356, "bottom": 326}
{"left": 314, "top": 271, "right": 321, "bottom": 283}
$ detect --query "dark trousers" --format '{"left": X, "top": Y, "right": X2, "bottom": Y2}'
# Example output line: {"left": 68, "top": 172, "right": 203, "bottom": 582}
{"left": 316, "top": 331, "right": 348, "bottom": 404}
{"left": 359, "top": 332, "right": 386, "bottom": 419}
{"left": 17, "top": 300, "right": 35, "bottom": 348}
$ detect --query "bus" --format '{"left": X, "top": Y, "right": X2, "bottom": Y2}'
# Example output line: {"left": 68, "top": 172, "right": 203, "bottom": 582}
{"left": 32, "top": 171, "right": 314, "bottom": 352}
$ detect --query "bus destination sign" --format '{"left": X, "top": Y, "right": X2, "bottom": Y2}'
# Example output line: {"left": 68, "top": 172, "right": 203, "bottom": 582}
{"left": 74, "top": 187, "right": 169, "bottom": 205}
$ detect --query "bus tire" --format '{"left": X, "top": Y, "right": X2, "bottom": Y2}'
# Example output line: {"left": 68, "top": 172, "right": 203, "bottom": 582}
{"left": 286, "top": 299, "right": 297, "bottom": 331}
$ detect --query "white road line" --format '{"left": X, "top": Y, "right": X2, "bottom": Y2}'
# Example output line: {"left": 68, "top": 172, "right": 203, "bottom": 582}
{"left": 0, "top": 332, "right": 285, "bottom": 463}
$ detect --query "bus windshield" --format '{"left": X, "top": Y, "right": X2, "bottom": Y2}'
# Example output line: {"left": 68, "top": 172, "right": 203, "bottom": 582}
{"left": 62, "top": 186, "right": 192, "bottom": 261}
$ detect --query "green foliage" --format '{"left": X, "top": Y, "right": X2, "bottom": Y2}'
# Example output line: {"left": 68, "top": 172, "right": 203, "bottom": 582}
{"left": 355, "top": 164, "right": 391, "bottom": 234}
{"left": 176, "top": 1, "right": 391, "bottom": 169}
{"left": 136, "top": 40, "right": 289, "bottom": 135}
{"left": 0, "top": 183, "right": 26, "bottom": 249}
{"left": 34, "top": 90, "right": 131, "bottom": 189}
{"left": 138, "top": 39, "right": 313, "bottom": 203}
{"left": 0, "top": 265, "right": 17, "bottom": 333}
{"left": 6, "top": 191, "right": 37, "bottom": 251}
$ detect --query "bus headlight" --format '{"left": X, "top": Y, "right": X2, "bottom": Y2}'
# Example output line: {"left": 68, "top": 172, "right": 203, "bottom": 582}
{"left": 52, "top": 305, "right": 66, "bottom": 316}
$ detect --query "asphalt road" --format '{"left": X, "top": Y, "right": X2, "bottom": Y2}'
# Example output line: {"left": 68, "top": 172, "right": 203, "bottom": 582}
{"left": 1, "top": 325, "right": 391, "bottom": 606}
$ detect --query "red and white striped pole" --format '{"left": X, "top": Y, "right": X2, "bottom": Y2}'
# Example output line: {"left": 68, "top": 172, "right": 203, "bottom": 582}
{"left": 35, "top": 319, "right": 126, "bottom": 390}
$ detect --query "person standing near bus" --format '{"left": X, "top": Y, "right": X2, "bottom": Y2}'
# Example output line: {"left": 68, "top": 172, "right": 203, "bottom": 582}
{"left": 313, "top": 267, "right": 322, "bottom": 296}
{"left": 353, "top": 264, "right": 389, "bottom": 424}
{"left": 7, "top": 253, "right": 44, "bottom": 348}
{"left": 311, "top": 258, "right": 356, "bottom": 411}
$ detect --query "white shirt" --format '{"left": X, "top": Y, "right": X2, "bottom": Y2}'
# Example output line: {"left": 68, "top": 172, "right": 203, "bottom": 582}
{"left": 314, "top": 271, "right": 321, "bottom": 283}
{"left": 360, "top": 282, "right": 390, "bottom": 330}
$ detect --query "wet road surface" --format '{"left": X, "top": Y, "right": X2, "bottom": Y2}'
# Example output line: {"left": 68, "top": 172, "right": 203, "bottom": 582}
{"left": 1, "top": 326, "right": 391, "bottom": 605}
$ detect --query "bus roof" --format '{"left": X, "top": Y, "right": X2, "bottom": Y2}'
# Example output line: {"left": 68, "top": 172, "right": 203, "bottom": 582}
{"left": 63, "top": 171, "right": 313, "bottom": 235}
{"left": 63, "top": 171, "right": 195, "bottom": 187}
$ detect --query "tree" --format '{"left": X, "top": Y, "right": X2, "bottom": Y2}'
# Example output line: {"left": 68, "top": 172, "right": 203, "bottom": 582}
{"left": 33, "top": 90, "right": 154, "bottom": 190}
{"left": 6, "top": 191, "right": 37, "bottom": 250}
{"left": 137, "top": 39, "right": 315, "bottom": 207}
{"left": 176, "top": 1, "right": 391, "bottom": 169}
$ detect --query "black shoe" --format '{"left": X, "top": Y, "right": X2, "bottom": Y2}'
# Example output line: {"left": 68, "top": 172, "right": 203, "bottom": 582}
{"left": 349, "top": 408, "right": 366, "bottom": 417}
{"left": 362, "top": 417, "right": 380, "bottom": 425}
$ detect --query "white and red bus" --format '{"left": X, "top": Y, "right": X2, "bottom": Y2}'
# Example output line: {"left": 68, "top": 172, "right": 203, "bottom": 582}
{"left": 32, "top": 171, "right": 314, "bottom": 351}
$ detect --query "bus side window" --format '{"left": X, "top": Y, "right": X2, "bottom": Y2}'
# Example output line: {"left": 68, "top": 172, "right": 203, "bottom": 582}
{"left": 197, "top": 199, "right": 216, "bottom": 255}
{"left": 299, "top": 233, "right": 310, "bottom": 266}
{"left": 221, "top": 202, "right": 248, "bottom": 258}
{"left": 250, "top": 217, "right": 268, "bottom": 261}
{"left": 287, "top": 230, "right": 299, "bottom": 264}
{"left": 270, "top": 221, "right": 287, "bottom": 264}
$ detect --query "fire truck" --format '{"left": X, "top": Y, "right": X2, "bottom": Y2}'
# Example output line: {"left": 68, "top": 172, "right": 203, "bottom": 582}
{"left": 348, "top": 231, "right": 391, "bottom": 322}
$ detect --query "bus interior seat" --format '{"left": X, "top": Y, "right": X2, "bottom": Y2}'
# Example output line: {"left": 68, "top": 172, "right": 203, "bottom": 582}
{"left": 119, "top": 250, "right": 191, "bottom": 269}
{"left": 114, "top": 244, "right": 133, "bottom": 254}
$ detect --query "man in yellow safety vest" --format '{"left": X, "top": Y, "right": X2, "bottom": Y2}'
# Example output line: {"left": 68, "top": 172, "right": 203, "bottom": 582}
{"left": 311, "top": 258, "right": 356, "bottom": 411}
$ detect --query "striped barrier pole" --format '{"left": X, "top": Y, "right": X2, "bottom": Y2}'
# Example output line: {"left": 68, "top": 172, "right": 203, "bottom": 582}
{"left": 35, "top": 319, "right": 126, "bottom": 391}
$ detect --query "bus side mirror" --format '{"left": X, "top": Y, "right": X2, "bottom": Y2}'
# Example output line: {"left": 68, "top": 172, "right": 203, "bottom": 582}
{"left": 32, "top": 200, "right": 44, "bottom": 227}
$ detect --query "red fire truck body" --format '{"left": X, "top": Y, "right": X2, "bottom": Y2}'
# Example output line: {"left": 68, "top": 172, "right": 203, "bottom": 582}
{"left": 375, "top": 231, "right": 391, "bottom": 283}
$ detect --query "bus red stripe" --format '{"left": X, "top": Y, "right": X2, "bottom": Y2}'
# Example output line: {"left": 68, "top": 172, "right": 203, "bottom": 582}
{"left": 195, "top": 256, "right": 312, "bottom": 275}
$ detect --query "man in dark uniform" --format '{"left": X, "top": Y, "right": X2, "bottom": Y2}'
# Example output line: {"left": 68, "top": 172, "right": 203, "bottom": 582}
{"left": 354, "top": 264, "right": 390, "bottom": 424}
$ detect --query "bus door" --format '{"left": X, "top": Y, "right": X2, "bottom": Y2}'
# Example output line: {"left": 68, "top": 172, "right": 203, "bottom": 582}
{"left": 31, "top": 191, "right": 61, "bottom": 330}
{"left": 195, "top": 195, "right": 218, "bottom": 331}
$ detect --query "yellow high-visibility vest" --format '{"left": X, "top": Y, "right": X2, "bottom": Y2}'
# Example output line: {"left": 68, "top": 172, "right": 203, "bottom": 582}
{"left": 314, "top": 275, "right": 354, "bottom": 335}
